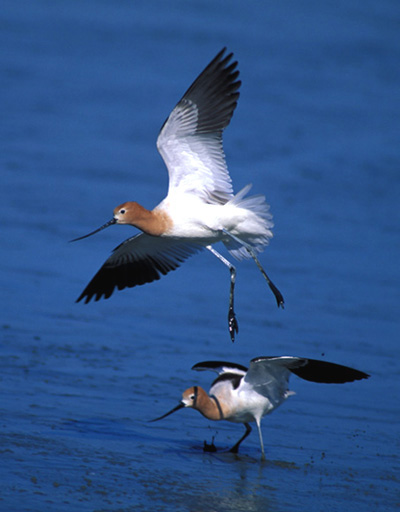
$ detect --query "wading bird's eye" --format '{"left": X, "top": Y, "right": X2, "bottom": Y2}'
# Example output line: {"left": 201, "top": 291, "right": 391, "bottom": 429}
{"left": 120, "top": 209, "right": 125, "bottom": 214}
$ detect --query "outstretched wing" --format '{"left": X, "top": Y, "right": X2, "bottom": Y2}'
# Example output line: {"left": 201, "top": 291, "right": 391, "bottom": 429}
{"left": 77, "top": 234, "right": 203, "bottom": 303}
{"left": 157, "top": 48, "right": 241, "bottom": 204}
{"left": 247, "top": 356, "right": 369, "bottom": 387}
{"left": 243, "top": 357, "right": 296, "bottom": 406}
{"left": 192, "top": 360, "right": 248, "bottom": 376}
{"left": 285, "top": 358, "right": 370, "bottom": 383}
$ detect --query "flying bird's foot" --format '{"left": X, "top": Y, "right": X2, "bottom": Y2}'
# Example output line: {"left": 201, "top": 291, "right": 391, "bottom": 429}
{"left": 228, "top": 307, "right": 239, "bottom": 342}
{"left": 269, "top": 281, "right": 285, "bottom": 309}
{"left": 203, "top": 437, "right": 217, "bottom": 453}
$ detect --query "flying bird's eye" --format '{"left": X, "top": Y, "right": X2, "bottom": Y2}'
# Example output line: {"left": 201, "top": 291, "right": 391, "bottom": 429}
{"left": 190, "top": 395, "right": 195, "bottom": 400}
{"left": 120, "top": 209, "right": 126, "bottom": 214}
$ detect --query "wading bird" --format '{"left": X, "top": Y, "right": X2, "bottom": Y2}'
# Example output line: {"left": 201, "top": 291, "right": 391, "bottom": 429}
{"left": 151, "top": 356, "right": 369, "bottom": 459}
{"left": 72, "top": 48, "right": 284, "bottom": 341}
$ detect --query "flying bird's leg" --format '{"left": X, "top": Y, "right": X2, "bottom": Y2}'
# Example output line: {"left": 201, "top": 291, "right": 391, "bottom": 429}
{"left": 206, "top": 245, "right": 239, "bottom": 342}
{"left": 246, "top": 246, "right": 284, "bottom": 308}
{"left": 229, "top": 423, "right": 252, "bottom": 454}
{"left": 222, "top": 230, "right": 285, "bottom": 308}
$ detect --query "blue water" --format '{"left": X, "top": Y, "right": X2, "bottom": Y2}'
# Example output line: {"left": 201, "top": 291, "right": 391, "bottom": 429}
{"left": 1, "top": 1, "right": 399, "bottom": 511}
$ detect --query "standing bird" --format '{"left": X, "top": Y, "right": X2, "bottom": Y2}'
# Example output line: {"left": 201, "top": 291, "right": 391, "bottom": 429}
{"left": 151, "top": 356, "right": 369, "bottom": 459}
{"left": 72, "top": 48, "right": 284, "bottom": 341}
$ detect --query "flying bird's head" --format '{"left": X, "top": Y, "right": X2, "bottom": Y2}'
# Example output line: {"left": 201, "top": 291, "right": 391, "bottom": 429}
{"left": 113, "top": 202, "right": 138, "bottom": 225}
{"left": 70, "top": 201, "right": 142, "bottom": 242}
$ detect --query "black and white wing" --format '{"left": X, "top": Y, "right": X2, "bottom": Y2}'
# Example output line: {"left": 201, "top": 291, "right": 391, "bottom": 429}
{"left": 246, "top": 356, "right": 369, "bottom": 388}
{"left": 76, "top": 233, "right": 202, "bottom": 303}
{"left": 192, "top": 360, "right": 248, "bottom": 376}
{"left": 157, "top": 48, "right": 241, "bottom": 204}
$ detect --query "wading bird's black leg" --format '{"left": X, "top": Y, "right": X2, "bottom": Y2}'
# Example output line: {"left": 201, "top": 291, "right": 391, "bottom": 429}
{"left": 229, "top": 423, "right": 252, "bottom": 454}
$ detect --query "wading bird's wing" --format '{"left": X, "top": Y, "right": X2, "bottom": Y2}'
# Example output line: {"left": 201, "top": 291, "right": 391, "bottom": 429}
{"left": 246, "top": 356, "right": 369, "bottom": 393}
{"left": 76, "top": 233, "right": 203, "bottom": 303}
{"left": 157, "top": 48, "right": 241, "bottom": 204}
{"left": 192, "top": 360, "right": 248, "bottom": 376}
{"left": 192, "top": 361, "right": 248, "bottom": 395}
{"left": 284, "top": 357, "right": 370, "bottom": 383}
{"left": 242, "top": 357, "right": 297, "bottom": 406}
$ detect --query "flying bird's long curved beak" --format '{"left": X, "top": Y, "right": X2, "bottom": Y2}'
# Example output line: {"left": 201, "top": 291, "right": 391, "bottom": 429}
{"left": 149, "top": 402, "right": 185, "bottom": 422}
{"left": 70, "top": 218, "right": 117, "bottom": 242}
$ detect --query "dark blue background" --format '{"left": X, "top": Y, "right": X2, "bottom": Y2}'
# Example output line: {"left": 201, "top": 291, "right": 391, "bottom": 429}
{"left": 1, "top": 1, "right": 399, "bottom": 510}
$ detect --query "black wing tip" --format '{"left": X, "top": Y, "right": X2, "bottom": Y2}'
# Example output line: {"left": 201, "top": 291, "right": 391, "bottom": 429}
{"left": 75, "top": 292, "right": 109, "bottom": 304}
{"left": 74, "top": 258, "right": 166, "bottom": 305}
{"left": 213, "top": 47, "right": 234, "bottom": 64}
{"left": 291, "top": 358, "right": 370, "bottom": 384}
{"left": 209, "top": 47, "right": 239, "bottom": 82}
{"left": 76, "top": 291, "right": 89, "bottom": 303}
{"left": 75, "top": 241, "right": 202, "bottom": 306}
{"left": 250, "top": 356, "right": 370, "bottom": 384}
{"left": 216, "top": 46, "right": 229, "bottom": 59}
{"left": 75, "top": 272, "right": 159, "bottom": 305}
{"left": 348, "top": 370, "right": 370, "bottom": 382}
{"left": 191, "top": 47, "right": 238, "bottom": 80}
{"left": 182, "top": 47, "right": 240, "bottom": 98}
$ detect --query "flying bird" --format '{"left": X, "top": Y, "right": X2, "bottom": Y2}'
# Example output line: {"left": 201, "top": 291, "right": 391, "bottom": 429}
{"left": 72, "top": 48, "right": 284, "bottom": 341}
{"left": 151, "top": 356, "right": 369, "bottom": 459}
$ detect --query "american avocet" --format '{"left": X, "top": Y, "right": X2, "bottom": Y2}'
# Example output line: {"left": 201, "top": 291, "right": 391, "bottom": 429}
{"left": 151, "top": 356, "right": 369, "bottom": 459}
{"left": 72, "top": 48, "right": 284, "bottom": 341}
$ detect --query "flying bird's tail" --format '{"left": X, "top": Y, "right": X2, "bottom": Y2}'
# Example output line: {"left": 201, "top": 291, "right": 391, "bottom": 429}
{"left": 224, "top": 184, "right": 274, "bottom": 260}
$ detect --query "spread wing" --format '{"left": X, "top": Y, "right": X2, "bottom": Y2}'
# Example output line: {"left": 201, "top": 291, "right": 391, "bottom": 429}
{"left": 76, "top": 234, "right": 203, "bottom": 303}
{"left": 243, "top": 357, "right": 296, "bottom": 406}
{"left": 156, "top": 48, "right": 241, "bottom": 204}
{"left": 283, "top": 357, "right": 370, "bottom": 383}
{"left": 246, "top": 356, "right": 369, "bottom": 390}
{"left": 192, "top": 360, "right": 248, "bottom": 376}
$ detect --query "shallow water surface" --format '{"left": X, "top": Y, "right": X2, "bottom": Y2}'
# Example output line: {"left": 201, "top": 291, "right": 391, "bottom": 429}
{"left": 1, "top": 1, "right": 399, "bottom": 511}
